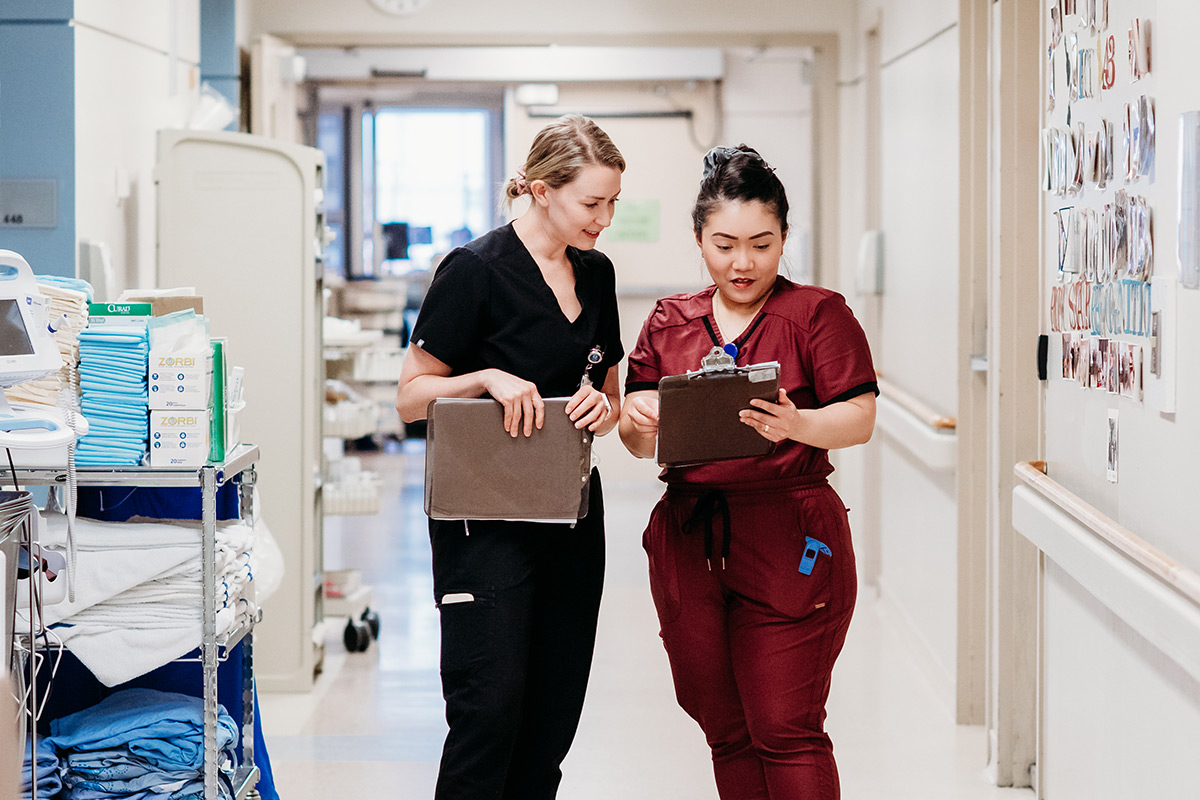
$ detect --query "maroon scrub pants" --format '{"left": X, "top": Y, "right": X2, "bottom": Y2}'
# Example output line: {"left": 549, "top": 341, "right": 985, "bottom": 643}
{"left": 643, "top": 476, "right": 857, "bottom": 800}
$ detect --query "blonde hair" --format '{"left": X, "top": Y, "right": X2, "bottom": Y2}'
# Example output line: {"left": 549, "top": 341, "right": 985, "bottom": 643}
{"left": 503, "top": 114, "right": 626, "bottom": 208}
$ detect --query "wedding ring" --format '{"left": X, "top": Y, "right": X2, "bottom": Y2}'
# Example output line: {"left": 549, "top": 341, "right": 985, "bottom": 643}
{"left": 764, "top": 425, "right": 770, "bottom": 433}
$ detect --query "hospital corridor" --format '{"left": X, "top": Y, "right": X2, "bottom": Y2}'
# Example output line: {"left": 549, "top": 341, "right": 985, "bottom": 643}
{"left": 4, "top": 2, "right": 1200, "bottom": 800}
{"left": 262, "top": 447, "right": 1032, "bottom": 800}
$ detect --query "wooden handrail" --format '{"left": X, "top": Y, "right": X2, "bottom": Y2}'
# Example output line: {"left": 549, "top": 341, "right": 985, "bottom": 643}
{"left": 1015, "top": 461, "right": 1200, "bottom": 609}
{"left": 876, "top": 376, "right": 957, "bottom": 431}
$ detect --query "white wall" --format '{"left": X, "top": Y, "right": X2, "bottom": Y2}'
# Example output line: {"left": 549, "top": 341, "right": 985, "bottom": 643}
{"left": 1043, "top": 0, "right": 1200, "bottom": 566}
{"left": 1042, "top": 562, "right": 1200, "bottom": 799}
{"left": 73, "top": 2, "right": 201, "bottom": 293}
{"left": 838, "top": 0, "right": 961, "bottom": 710}
{"left": 1031, "top": 0, "right": 1200, "bottom": 795}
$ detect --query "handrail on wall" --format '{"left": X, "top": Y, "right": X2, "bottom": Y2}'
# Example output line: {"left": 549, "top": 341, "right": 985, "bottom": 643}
{"left": 1014, "top": 461, "right": 1200, "bottom": 609}
{"left": 876, "top": 376, "right": 957, "bottom": 431}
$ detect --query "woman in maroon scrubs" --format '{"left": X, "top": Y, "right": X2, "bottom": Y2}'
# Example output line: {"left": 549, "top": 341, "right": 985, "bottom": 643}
{"left": 619, "top": 145, "right": 877, "bottom": 800}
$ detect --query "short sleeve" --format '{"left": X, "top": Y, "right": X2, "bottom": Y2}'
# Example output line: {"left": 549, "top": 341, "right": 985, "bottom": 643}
{"left": 807, "top": 294, "right": 878, "bottom": 406}
{"left": 598, "top": 256, "right": 625, "bottom": 372}
{"left": 624, "top": 304, "right": 664, "bottom": 394}
{"left": 409, "top": 249, "right": 488, "bottom": 371}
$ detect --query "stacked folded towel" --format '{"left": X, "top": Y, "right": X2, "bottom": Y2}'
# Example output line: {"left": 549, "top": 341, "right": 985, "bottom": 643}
{"left": 21, "top": 735, "right": 62, "bottom": 799}
{"left": 76, "top": 326, "right": 149, "bottom": 466}
{"left": 46, "top": 688, "right": 238, "bottom": 800}
{"left": 37, "top": 514, "right": 262, "bottom": 685}
{"left": 4, "top": 278, "right": 91, "bottom": 409}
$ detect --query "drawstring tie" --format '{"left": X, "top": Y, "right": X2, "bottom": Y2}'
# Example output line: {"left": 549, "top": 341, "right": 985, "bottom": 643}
{"left": 683, "top": 489, "right": 731, "bottom": 570}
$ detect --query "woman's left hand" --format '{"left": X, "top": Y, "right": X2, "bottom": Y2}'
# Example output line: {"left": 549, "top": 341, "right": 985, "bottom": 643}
{"left": 566, "top": 385, "right": 613, "bottom": 432}
{"left": 740, "top": 389, "right": 799, "bottom": 442}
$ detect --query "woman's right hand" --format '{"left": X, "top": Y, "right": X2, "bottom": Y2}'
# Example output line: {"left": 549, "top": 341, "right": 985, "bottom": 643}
{"left": 482, "top": 368, "right": 545, "bottom": 437}
{"left": 624, "top": 393, "right": 659, "bottom": 436}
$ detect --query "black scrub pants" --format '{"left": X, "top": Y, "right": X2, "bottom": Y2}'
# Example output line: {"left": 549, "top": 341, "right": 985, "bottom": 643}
{"left": 429, "top": 471, "right": 605, "bottom": 800}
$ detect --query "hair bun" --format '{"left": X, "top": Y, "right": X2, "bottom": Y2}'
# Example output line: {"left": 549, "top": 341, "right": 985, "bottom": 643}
{"left": 702, "top": 145, "right": 770, "bottom": 180}
{"left": 702, "top": 146, "right": 741, "bottom": 179}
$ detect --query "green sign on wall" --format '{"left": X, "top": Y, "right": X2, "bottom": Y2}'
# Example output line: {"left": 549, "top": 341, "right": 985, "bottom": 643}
{"left": 605, "top": 199, "right": 660, "bottom": 243}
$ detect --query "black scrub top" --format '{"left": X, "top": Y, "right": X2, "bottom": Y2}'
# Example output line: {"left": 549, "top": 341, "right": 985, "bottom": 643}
{"left": 410, "top": 222, "right": 624, "bottom": 398}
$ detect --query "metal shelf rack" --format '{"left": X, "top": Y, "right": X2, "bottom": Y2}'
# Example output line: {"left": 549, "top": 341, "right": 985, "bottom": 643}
{"left": 5, "top": 443, "right": 262, "bottom": 800}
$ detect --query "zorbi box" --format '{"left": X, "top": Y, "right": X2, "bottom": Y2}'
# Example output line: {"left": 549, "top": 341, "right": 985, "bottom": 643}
{"left": 150, "top": 409, "right": 210, "bottom": 467}
{"left": 149, "top": 348, "right": 212, "bottom": 409}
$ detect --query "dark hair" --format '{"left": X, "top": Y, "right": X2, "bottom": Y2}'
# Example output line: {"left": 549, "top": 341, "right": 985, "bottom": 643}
{"left": 691, "top": 145, "right": 789, "bottom": 237}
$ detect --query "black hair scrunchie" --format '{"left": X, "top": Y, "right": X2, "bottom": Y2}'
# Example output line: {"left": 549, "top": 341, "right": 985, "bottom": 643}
{"left": 702, "top": 146, "right": 741, "bottom": 179}
{"left": 702, "top": 145, "right": 772, "bottom": 180}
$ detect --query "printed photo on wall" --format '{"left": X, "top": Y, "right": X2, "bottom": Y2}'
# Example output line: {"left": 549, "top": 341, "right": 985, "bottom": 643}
{"left": 1112, "top": 190, "right": 1129, "bottom": 274}
{"left": 1107, "top": 408, "right": 1119, "bottom": 484}
{"left": 1129, "top": 195, "right": 1153, "bottom": 280}
{"left": 1107, "top": 336, "right": 1119, "bottom": 393}
{"left": 1129, "top": 18, "right": 1152, "bottom": 81}
{"left": 1076, "top": 46, "right": 1097, "bottom": 99}
{"left": 1120, "top": 343, "right": 1143, "bottom": 401}
{"left": 1051, "top": 4, "right": 1063, "bottom": 48}
{"left": 1098, "top": 0, "right": 1108, "bottom": 31}
{"left": 1126, "top": 100, "right": 1142, "bottom": 182}
{"left": 1078, "top": 336, "right": 1091, "bottom": 387}
{"left": 1071, "top": 121, "right": 1086, "bottom": 193}
{"left": 1056, "top": 208, "right": 1070, "bottom": 277}
{"left": 1178, "top": 111, "right": 1200, "bottom": 289}
{"left": 1091, "top": 337, "right": 1107, "bottom": 390}
{"left": 1062, "top": 333, "right": 1072, "bottom": 379}
{"left": 1139, "top": 95, "right": 1156, "bottom": 178}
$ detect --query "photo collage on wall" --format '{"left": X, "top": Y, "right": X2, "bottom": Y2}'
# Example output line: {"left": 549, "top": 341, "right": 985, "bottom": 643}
{"left": 1042, "top": 0, "right": 1154, "bottom": 408}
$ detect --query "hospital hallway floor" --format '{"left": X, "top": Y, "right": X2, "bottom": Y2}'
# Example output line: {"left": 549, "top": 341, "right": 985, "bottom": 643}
{"left": 259, "top": 443, "right": 1035, "bottom": 800}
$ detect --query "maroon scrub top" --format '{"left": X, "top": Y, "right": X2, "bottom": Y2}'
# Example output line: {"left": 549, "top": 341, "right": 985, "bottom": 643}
{"left": 626, "top": 277, "right": 877, "bottom": 485}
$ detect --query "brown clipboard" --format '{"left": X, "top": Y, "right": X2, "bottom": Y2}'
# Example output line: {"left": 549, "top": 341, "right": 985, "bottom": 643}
{"left": 656, "top": 362, "right": 781, "bottom": 467}
{"left": 425, "top": 397, "right": 593, "bottom": 521}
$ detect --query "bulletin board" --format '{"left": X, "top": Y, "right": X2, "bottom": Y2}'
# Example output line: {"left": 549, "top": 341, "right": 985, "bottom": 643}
{"left": 1041, "top": 0, "right": 1200, "bottom": 563}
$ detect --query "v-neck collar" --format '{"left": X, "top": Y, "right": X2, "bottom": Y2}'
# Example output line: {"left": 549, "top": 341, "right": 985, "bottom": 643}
{"left": 508, "top": 223, "right": 587, "bottom": 326}
{"left": 704, "top": 282, "right": 776, "bottom": 355}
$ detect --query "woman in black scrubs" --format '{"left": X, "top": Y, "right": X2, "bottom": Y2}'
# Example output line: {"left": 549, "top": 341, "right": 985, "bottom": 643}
{"left": 395, "top": 114, "right": 625, "bottom": 800}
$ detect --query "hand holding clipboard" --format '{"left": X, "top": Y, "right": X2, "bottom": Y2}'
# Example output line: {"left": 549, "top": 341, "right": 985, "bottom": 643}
{"left": 656, "top": 346, "right": 781, "bottom": 467}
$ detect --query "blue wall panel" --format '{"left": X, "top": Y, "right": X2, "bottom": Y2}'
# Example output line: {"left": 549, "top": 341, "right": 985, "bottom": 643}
{"left": 0, "top": 21, "right": 75, "bottom": 278}
{"left": 0, "top": 1, "right": 73, "bottom": 22}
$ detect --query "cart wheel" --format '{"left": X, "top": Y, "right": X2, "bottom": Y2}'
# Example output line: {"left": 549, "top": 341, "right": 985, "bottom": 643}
{"left": 362, "top": 609, "right": 381, "bottom": 639}
{"left": 343, "top": 620, "right": 370, "bottom": 652}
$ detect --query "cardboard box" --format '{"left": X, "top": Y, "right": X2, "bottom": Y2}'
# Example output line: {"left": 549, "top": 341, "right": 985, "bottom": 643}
{"left": 121, "top": 295, "right": 205, "bottom": 316}
{"left": 149, "top": 347, "right": 212, "bottom": 409}
{"left": 150, "top": 409, "right": 210, "bottom": 467}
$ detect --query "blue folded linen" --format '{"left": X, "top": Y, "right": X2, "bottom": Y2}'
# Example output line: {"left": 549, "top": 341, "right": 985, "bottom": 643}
{"left": 47, "top": 689, "right": 237, "bottom": 772}
{"left": 37, "top": 274, "right": 95, "bottom": 302}
{"left": 21, "top": 735, "right": 62, "bottom": 799}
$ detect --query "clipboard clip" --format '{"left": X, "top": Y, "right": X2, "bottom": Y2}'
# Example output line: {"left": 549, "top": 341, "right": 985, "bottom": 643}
{"left": 700, "top": 345, "right": 737, "bottom": 372}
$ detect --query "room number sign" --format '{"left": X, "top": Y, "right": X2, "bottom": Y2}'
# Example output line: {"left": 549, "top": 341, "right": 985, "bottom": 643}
{"left": 0, "top": 179, "right": 58, "bottom": 228}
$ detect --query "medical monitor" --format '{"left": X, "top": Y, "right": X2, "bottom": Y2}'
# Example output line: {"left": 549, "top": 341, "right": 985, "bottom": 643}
{"left": 0, "top": 300, "right": 35, "bottom": 356}
{"left": 0, "top": 251, "right": 63, "bottom": 388}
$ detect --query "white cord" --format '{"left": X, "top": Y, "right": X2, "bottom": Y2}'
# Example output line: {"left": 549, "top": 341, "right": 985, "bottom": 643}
{"left": 56, "top": 389, "right": 79, "bottom": 602}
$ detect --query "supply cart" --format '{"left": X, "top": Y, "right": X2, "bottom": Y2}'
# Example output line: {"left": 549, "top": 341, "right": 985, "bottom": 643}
{"left": 5, "top": 444, "right": 262, "bottom": 800}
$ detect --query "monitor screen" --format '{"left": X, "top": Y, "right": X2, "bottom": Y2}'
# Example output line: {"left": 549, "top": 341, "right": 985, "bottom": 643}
{"left": 0, "top": 299, "right": 35, "bottom": 356}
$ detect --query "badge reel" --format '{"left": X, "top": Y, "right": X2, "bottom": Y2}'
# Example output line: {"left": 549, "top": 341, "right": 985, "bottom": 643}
{"left": 580, "top": 345, "right": 605, "bottom": 469}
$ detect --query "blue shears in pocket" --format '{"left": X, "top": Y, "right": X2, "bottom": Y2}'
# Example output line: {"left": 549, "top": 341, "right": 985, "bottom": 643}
{"left": 798, "top": 536, "right": 831, "bottom": 575}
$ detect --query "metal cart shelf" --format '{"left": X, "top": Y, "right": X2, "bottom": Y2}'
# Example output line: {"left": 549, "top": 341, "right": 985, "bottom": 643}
{"left": 5, "top": 443, "right": 262, "bottom": 800}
